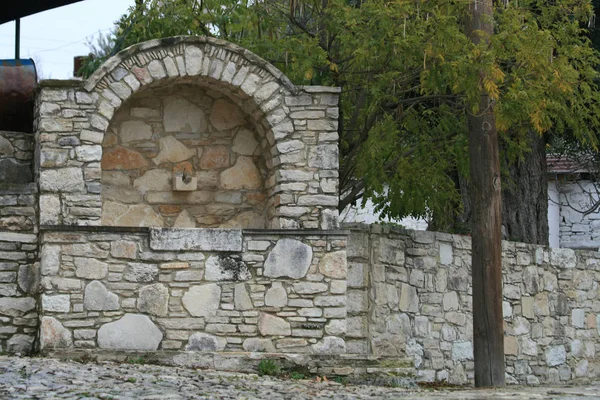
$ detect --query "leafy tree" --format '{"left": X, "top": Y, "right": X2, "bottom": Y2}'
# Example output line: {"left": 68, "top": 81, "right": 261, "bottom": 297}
{"left": 86, "top": 0, "right": 600, "bottom": 243}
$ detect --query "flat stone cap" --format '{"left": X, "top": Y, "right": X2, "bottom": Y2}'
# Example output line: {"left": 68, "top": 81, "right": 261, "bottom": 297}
{"left": 149, "top": 228, "right": 243, "bottom": 252}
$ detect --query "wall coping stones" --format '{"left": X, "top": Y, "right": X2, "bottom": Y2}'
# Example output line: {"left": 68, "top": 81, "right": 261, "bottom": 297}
{"left": 40, "top": 225, "right": 150, "bottom": 233}
{"left": 297, "top": 85, "right": 342, "bottom": 93}
{"left": 40, "top": 225, "right": 349, "bottom": 237}
{"left": 37, "top": 79, "right": 84, "bottom": 89}
{"left": 243, "top": 229, "right": 349, "bottom": 236}
{"left": 149, "top": 228, "right": 243, "bottom": 252}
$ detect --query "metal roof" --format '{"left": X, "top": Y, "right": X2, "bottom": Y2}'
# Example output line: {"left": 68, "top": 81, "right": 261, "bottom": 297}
{"left": 547, "top": 155, "right": 596, "bottom": 175}
{"left": 0, "top": 1, "right": 85, "bottom": 25}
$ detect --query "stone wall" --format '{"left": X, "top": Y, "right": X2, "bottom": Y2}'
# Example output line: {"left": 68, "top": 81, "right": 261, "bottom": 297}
{"left": 345, "top": 224, "right": 600, "bottom": 385}
{"left": 0, "top": 184, "right": 37, "bottom": 232}
{"left": 549, "top": 179, "right": 600, "bottom": 250}
{"left": 0, "top": 130, "right": 39, "bottom": 354}
{"left": 101, "top": 84, "right": 268, "bottom": 229}
{"left": 38, "top": 227, "right": 347, "bottom": 355}
{"left": 0, "top": 231, "right": 38, "bottom": 354}
{"left": 0, "top": 131, "right": 33, "bottom": 184}
{"left": 36, "top": 36, "right": 340, "bottom": 230}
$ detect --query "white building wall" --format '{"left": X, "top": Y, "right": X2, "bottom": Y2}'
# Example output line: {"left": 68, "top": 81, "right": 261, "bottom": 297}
{"left": 547, "top": 181, "right": 561, "bottom": 248}
{"left": 555, "top": 180, "right": 600, "bottom": 249}
{"left": 340, "top": 197, "right": 428, "bottom": 230}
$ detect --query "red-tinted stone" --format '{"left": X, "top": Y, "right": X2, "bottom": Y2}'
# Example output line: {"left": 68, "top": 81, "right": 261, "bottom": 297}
{"left": 102, "top": 146, "right": 148, "bottom": 170}
{"left": 199, "top": 146, "right": 230, "bottom": 169}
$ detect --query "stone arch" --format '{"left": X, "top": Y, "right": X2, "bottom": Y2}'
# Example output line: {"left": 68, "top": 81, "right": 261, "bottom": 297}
{"left": 85, "top": 37, "right": 300, "bottom": 229}
{"left": 36, "top": 36, "right": 340, "bottom": 229}
{"left": 84, "top": 36, "right": 294, "bottom": 165}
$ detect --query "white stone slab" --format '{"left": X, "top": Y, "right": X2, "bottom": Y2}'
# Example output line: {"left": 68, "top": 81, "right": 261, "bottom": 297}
{"left": 149, "top": 228, "right": 242, "bottom": 252}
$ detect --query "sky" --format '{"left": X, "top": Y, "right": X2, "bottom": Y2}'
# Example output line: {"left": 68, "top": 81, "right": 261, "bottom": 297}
{"left": 0, "top": 0, "right": 135, "bottom": 79}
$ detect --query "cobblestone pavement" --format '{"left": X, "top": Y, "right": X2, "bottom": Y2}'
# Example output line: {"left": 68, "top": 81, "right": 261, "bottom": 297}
{"left": 0, "top": 356, "right": 599, "bottom": 399}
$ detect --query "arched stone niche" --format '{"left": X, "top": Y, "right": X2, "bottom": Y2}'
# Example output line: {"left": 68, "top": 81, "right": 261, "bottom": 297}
{"left": 101, "top": 82, "right": 269, "bottom": 228}
{"left": 36, "top": 36, "right": 341, "bottom": 229}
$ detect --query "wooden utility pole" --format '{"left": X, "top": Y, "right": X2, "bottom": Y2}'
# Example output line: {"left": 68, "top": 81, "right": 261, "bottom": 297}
{"left": 465, "top": 0, "right": 506, "bottom": 387}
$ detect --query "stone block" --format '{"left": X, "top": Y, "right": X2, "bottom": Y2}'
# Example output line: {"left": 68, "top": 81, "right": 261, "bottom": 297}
{"left": 263, "top": 239, "right": 312, "bottom": 279}
{"left": 182, "top": 284, "right": 221, "bottom": 317}
{"left": 184, "top": 46, "right": 203, "bottom": 75}
{"left": 243, "top": 338, "right": 275, "bottom": 352}
{"left": 40, "top": 317, "right": 72, "bottom": 350}
{"left": 42, "top": 294, "right": 70, "bottom": 312}
{"left": 0, "top": 297, "right": 36, "bottom": 317}
{"left": 204, "top": 256, "right": 251, "bottom": 281}
{"left": 84, "top": 281, "right": 119, "bottom": 311}
{"left": 549, "top": 248, "right": 577, "bottom": 268}
{"left": 311, "top": 337, "right": 345, "bottom": 354}
{"left": 318, "top": 251, "right": 347, "bottom": 279}
{"left": 545, "top": 345, "right": 566, "bottom": 367}
{"left": 258, "top": 312, "right": 291, "bottom": 336}
{"left": 6, "top": 334, "right": 34, "bottom": 354}
{"left": 314, "top": 295, "right": 345, "bottom": 307}
{"left": 186, "top": 332, "right": 226, "bottom": 352}
{"left": 399, "top": 283, "right": 419, "bottom": 313}
{"left": 174, "top": 270, "right": 204, "bottom": 281}
{"left": 40, "top": 168, "right": 84, "bottom": 192}
{"left": 571, "top": 309, "right": 585, "bottom": 328}
{"left": 75, "top": 145, "right": 102, "bottom": 162}
{"left": 504, "top": 336, "right": 518, "bottom": 356}
{"left": 439, "top": 243, "right": 453, "bottom": 265}
{"left": 110, "top": 241, "right": 138, "bottom": 259}
{"left": 521, "top": 297, "right": 534, "bottom": 319}
{"left": 451, "top": 341, "right": 473, "bottom": 361}
{"left": 124, "top": 263, "right": 159, "bottom": 283}
{"left": 153, "top": 136, "right": 195, "bottom": 165}
{"left": 520, "top": 337, "right": 537, "bottom": 356}
{"left": 98, "top": 313, "right": 163, "bottom": 350}
{"left": 443, "top": 291, "right": 459, "bottom": 311}
{"left": 149, "top": 228, "right": 242, "bottom": 252}
{"left": 74, "top": 258, "right": 108, "bottom": 280}
{"left": 234, "top": 283, "right": 253, "bottom": 310}
{"left": 265, "top": 282, "right": 287, "bottom": 308}
{"left": 138, "top": 284, "right": 169, "bottom": 316}
{"left": 220, "top": 157, "right": 262, "bottom": 190}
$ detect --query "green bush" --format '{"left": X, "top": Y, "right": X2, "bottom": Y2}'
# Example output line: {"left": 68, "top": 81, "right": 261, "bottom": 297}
{"left": 257, "top": 359, "right": 281, "bottom": 377}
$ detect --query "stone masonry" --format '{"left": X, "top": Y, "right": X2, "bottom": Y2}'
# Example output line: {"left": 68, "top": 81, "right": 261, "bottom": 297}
{"left": 0, "top": 36, "right": 599, "bottom": 387}
{"left": 551, "top": 180, "right": 600, "bottom": 249}
{"left": 39, "top": 227, "right": 347, "bottom": 355}
{"left": 345, "top": 223, "right": 600, "bottom": 385}
{"left": 0, "top": 131, "right": 38, "bottom": 353}
{"left": 36, "top": 36, "right": 341, "bottom": 230}
{"left": 0, "top": 130, "right": 33, "bottom": 185}
{"left": 101, "top": 84, "right": 269, "bottom": 228}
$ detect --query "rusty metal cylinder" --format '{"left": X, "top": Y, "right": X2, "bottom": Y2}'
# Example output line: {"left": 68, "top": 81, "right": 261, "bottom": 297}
{"left": 0, "top": 59, "right": 37, "bottom": 133}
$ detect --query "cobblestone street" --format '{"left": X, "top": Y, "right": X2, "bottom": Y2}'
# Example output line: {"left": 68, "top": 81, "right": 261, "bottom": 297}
{"left": 0, "top": 356, "right": 598, "bottom": 399}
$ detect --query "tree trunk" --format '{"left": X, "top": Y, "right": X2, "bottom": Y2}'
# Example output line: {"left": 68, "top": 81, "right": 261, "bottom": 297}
{"left": 501, "top": 132, "right": 549, "bottom": 245}
{"left": 465, "top": 0, "right": 506, "bottom": 387}
{"left": 434, "top": 137, "right": 549, "bottom": 245}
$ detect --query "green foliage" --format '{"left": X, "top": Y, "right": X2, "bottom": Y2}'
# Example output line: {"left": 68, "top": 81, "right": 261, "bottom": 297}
{"left": 87, "top": 0, "right": 600, "bottom": 229}
{"left": 289, "top": 371, "right": 305, "bottom": 380}
{"left": 257, "top": 359, "right": 281, "bottom": 376}
{"left": 126, "top": 356, "right": 146, "bottom": 365}
{"left": 78, "top": 30, "right": 116, "bottom": 78}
